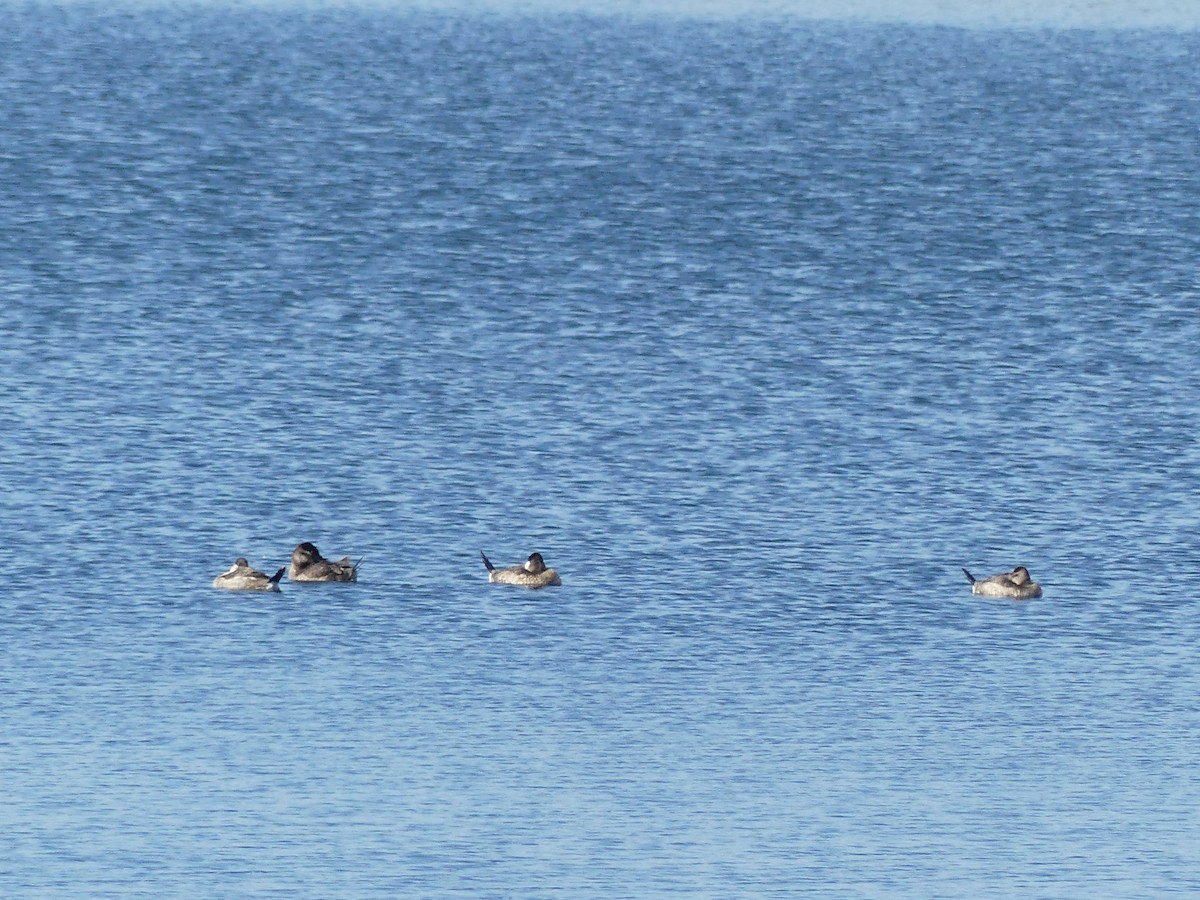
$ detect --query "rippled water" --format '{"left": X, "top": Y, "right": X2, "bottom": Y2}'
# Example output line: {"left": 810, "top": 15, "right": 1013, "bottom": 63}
{"left": 2, "top": 6, "right": 1199, "bottom": 895}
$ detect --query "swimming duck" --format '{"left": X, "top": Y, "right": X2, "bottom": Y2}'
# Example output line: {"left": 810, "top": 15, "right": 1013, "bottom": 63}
{"left": 289, "top": 542, "right": 359, "bottom": 582}
{"left": 480, "top": 551, "right": 562, "bottom": 589}
{"left": 212, "top": 558, "right": 285, "bottom": 592}
{"left": 962, "top": 565, "right": 1043, "bottom": 599}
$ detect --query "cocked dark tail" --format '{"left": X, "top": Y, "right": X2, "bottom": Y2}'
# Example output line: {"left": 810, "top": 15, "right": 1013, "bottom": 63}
{"left": 480, "top": 551, "right": 495, "bottom": 572}
{"left": 962, "top": 568, "right": 976, "bottom": 584}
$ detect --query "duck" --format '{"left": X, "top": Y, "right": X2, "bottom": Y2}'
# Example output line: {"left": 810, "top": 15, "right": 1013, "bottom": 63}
{"left": 289, "top": 542, "right": 359, "bottom": 582}
{"left": 212, "top": 558, "right": 285, "bottom": 592}
{"left": 962, "top": 565, "right": 1043, "bottom": 599}
{"left": 480, "top": 551, "right": 562, "bottom": 589}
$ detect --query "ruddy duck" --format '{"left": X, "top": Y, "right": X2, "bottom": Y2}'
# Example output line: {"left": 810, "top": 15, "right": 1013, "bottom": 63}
{"left": 289, "top": 542, "right": 359, "bottom": 582}
{"left": 962, "top": 566, "right": 1043, "bottom": 599}
{"left": 480, "top": 551, "right": 562, "bottom": 589}
{"left": 212, "top": 558, "right": 285, "bottom": 592}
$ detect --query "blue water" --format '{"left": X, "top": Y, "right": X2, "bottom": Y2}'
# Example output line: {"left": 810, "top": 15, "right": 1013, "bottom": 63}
{"left": 2, "top": 4, "right": 1200, "bottom": 895}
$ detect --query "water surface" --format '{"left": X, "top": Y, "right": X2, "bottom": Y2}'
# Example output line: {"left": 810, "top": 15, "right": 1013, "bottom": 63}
{"left": 1, "top": 6, "right": 1199, "bottom": 895}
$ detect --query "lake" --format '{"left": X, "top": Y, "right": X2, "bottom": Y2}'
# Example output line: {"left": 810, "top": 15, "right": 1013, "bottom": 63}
{"left": 1, "top": 5, "right": 1198, "bottom": 895}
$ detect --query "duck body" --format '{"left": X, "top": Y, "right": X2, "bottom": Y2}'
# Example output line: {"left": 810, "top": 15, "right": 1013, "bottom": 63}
{"left": 289, "top": 542, "right": 358, "bottom": 582}
{"left": 213, "top": 558, "right": 285, "bottom": 592}
{"left": 481, "top": 551, "right": 561, "bottom": 589}
{"left": 963, "top": 566, "right": 1043, "bottom": 599}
